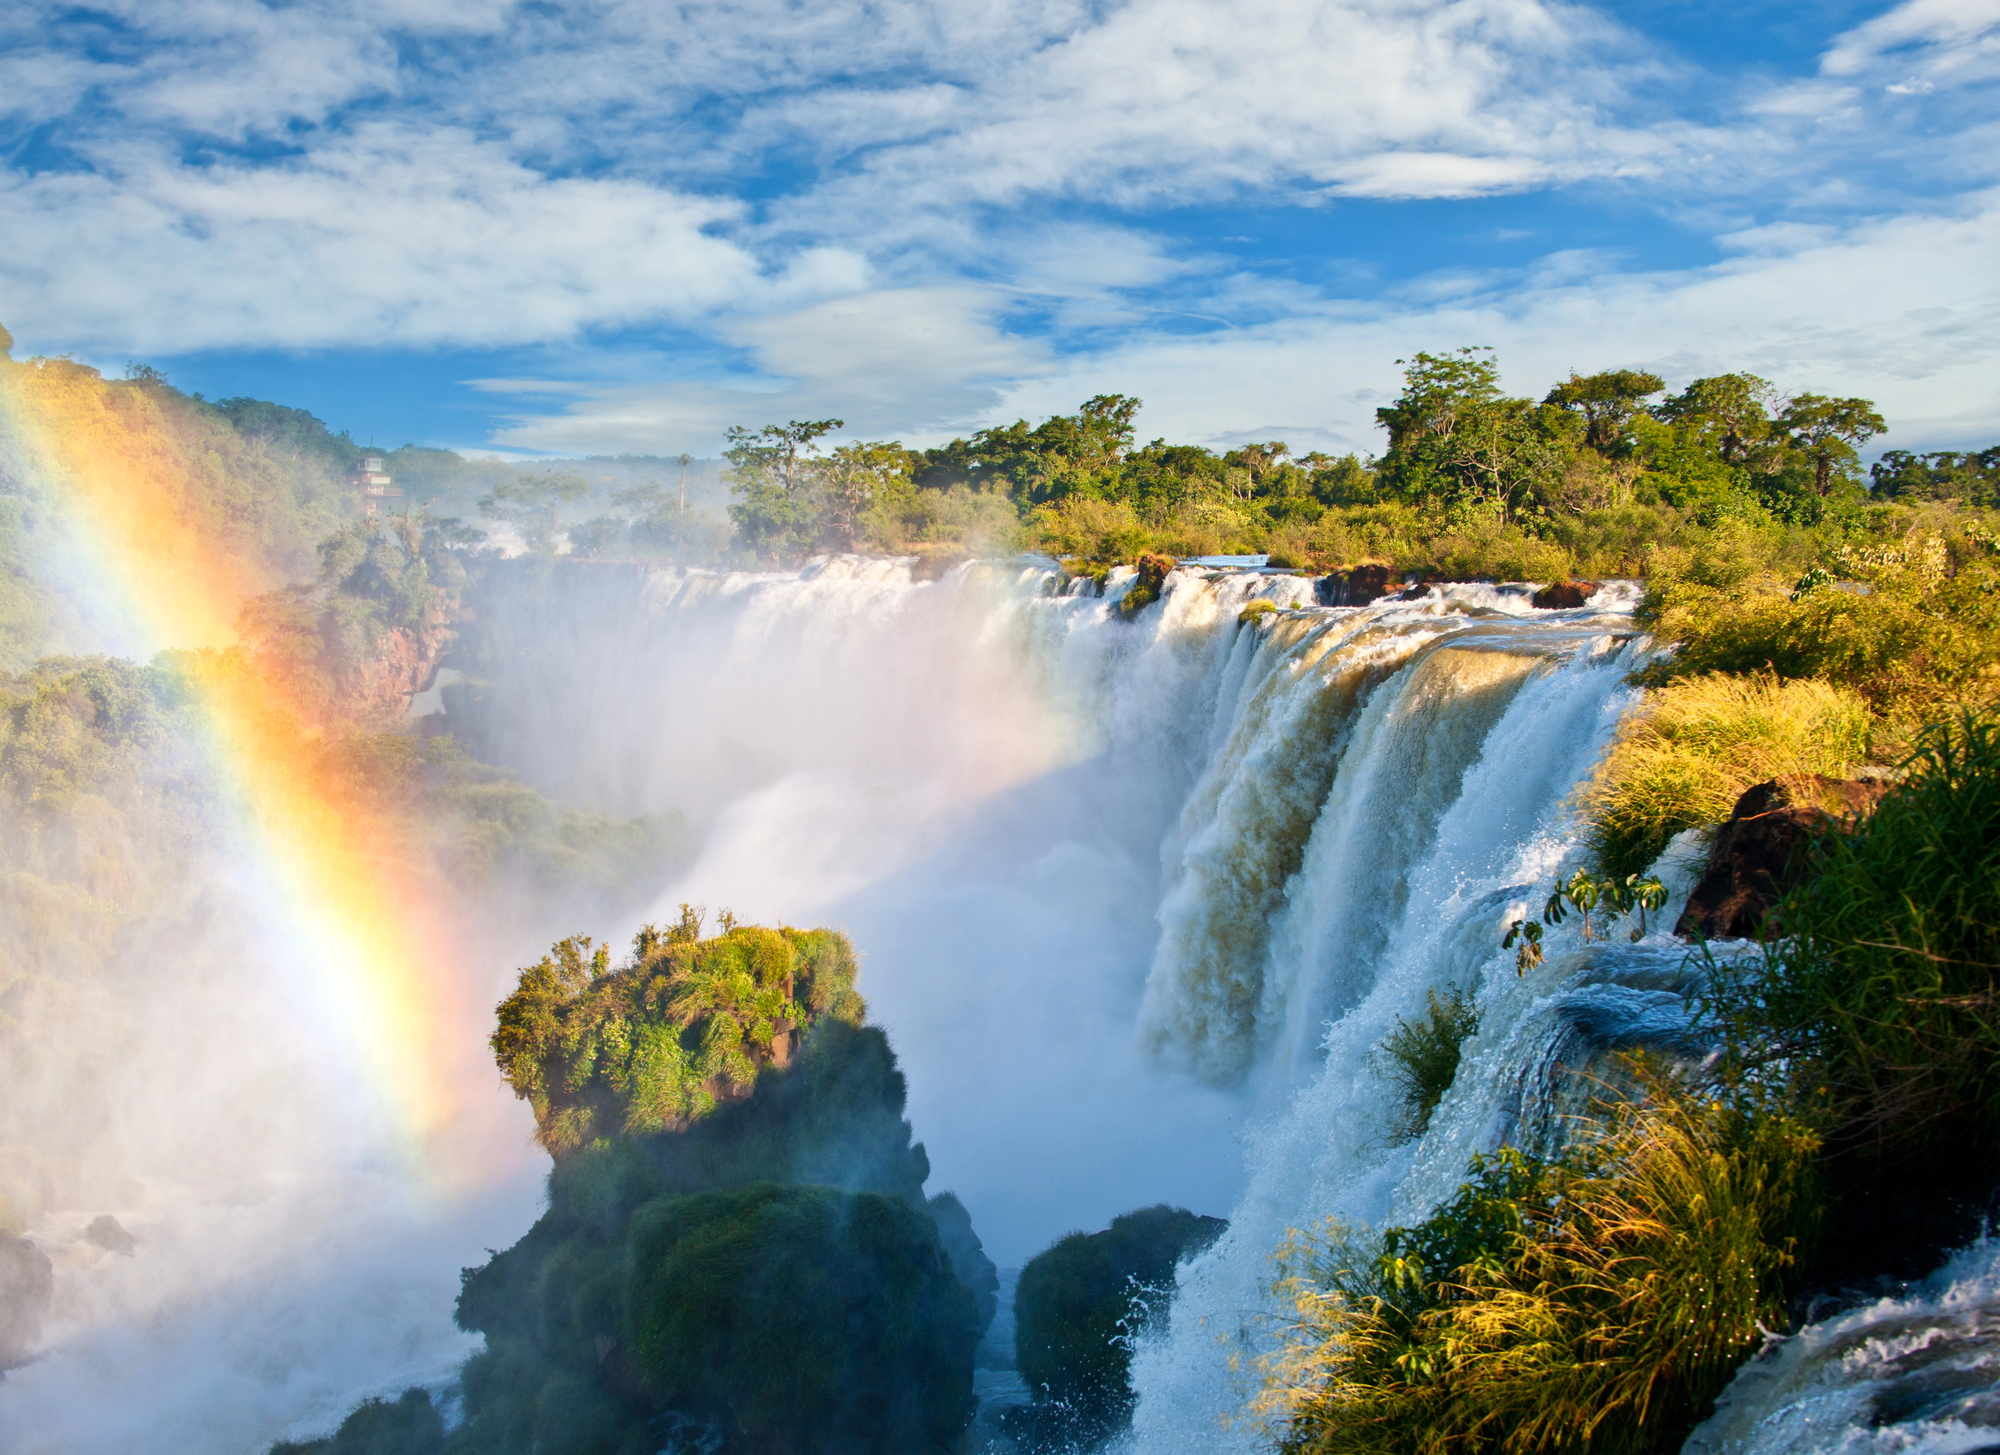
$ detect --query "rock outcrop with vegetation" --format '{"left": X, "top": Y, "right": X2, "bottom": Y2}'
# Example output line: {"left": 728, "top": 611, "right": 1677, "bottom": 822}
{"left": 291, "top": 919, "right": 997, "bottom": 1455}
{"left": 1010, "top": 1204, "right": 1228, "bottom": 1447}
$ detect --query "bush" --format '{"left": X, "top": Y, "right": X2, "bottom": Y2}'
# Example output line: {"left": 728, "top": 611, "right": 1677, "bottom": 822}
{"left": 1256, "top": 1089, "right": 1817, "bottom": 1455}
{"left": 1376, "top": 987, "right": 1480, "bottom": 1144}
{"left": 1640, "top": 523, "right": 2000, "bottom": 732}
{"left": 1012, "top": 1205, "right": 1227, "bottom": 1445}
{"left": 1580, "top": 673, "right": 1871, "bottom": 878}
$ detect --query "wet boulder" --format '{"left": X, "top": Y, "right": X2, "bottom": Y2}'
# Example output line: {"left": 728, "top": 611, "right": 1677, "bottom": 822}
{"left": 85, "top": 1214, "right": 136, "bottom": 1256}
{"left": 1677, "top": 773, "right": 1892, "bottom": 940}
{"left": 1531, "top": 579, "right": 1598, "bottom": 609}
{"left": 1313, "top": 563, "right": 1395, "bottom": 606}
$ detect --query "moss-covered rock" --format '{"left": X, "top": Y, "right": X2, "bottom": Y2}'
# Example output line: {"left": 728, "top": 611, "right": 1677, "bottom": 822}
{"left": 271, "top": 1388, "right": 444, "bottom": 1455}
{"left": 1010, "top": 1204, "right": 1227, "bottom": 1447}
{"left": 629, "top": 1183, "right": 977, "bottom": 1453}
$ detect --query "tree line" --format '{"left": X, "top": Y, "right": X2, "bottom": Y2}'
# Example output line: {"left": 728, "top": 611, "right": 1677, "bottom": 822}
{"left": 710, "top": 348, "right": 1995, "bottom": 567}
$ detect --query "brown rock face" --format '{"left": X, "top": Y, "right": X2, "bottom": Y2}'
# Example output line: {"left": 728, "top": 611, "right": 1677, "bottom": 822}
{"left": 1532, "top": 580, "right": 1597, "bottom": 609}
{"left": 1314, "top": 563, "right": 1395, "bottom": 606}
{"left": 1677, "top": 773, "right": 1892, "bottom": 940}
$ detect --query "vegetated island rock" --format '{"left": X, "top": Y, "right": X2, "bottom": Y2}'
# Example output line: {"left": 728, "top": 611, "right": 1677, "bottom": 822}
{"left": 1314, "top": 562, "right": 1396, "bottom": 606}
{"left": 0, "top": 1231, "right": 53, "bottom": 1370}
{"left": 1677, "top": 773, "right": 1892, "bottom": 940}
{"left": 1531, "top": 579, "right": 1599, "bottom": 609}
{"left": 1008, "top": 1205, "right": 1228, "bottom": 1450}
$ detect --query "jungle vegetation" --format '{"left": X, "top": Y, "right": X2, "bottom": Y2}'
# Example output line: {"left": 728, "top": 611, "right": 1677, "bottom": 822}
{"left": 490, "top": 909, "right": 866, "bottom": 1155}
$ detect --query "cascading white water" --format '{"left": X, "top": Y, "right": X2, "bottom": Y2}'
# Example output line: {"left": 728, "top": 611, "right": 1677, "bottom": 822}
{"left": 1120, "top": 579, "right": 1696, "bottom": 1451}
{"left": 1683, "top": 1238, "right": 2000, "bottom": 1454}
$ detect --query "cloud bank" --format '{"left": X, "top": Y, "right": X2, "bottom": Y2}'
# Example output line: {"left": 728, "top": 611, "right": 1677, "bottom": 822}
{"left": 1, "top": 0, "right": 1996, "bottom": 449}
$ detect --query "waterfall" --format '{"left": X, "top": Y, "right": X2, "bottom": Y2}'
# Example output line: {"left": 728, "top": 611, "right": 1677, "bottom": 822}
{"left": 7, "top": 550, "right": 1830, "bottom": 1450}
{"left": 1683, "top": 1237, "right": 2000, "bottom": 1453}
{"left": 1121, "top": 578, "right": 1682, "bottom": 1451}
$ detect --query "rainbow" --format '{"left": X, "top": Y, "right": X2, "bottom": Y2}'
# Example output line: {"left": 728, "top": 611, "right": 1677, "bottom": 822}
{"left": 0, "top": 356, "right": 492, "bottom": 1182}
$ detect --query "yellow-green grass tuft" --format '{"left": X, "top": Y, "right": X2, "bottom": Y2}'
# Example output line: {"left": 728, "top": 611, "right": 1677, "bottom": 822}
{"left": 1582, "top": 672, "right": 1871, "bottom": 878}
{"left": 1252, "top": 1086, "right": 1817, "bottom": 1455}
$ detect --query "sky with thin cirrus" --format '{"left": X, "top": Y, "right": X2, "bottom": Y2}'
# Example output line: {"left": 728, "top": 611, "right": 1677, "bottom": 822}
{"left": 2, "top": 0, "right": 1995, "bottom": 459}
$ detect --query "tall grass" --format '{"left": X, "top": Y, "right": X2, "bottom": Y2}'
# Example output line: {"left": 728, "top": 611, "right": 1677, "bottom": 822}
{"left": 1580, "top": 672, "right": 1871, "bottom": 878}
{"left": 1254, "top": 1087, "right": 1817, "bottom": 1455}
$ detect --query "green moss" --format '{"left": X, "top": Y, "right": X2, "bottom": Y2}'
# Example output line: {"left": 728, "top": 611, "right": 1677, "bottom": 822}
{"left": 629, "top": 1183, "right": 977, "bottom": 1453}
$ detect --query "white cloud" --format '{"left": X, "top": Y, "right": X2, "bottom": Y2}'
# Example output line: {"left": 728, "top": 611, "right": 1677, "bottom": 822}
{"left": 1821, "top": 0, "right": 2000, "bottom": 81}
{"left": 0, "top": 126, "right": 760, "bottom": 353}
{"left": 487, "top": 286, "right": 1055, "bottom": 453}
{"left": 1, "top": 0, "right": 1685, "bottom": 358}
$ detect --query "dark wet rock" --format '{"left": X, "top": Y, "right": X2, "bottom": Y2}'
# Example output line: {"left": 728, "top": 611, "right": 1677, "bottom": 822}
{"left": 1531, "top": 579, "right": 1597, "bottom": 609}
{"left": 85, "top": 1214, "right": 136, "bottom": 1256}
{"left": 1677, "top": 773, "right": 1892, "bottom": 940}
{"left": 0, "top": 1232, "right": 53, "bottom": 1370}
{"left": 1314, "top": 563, "right": 1395, "bottom": 606}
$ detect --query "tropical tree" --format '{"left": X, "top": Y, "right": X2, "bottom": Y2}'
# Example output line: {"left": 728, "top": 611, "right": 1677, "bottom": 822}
{"left": 1543, "top": 369, "right": 1665, "bottom": 456}
{"left": 725, "top": 418, "right": 842, "bottom": 560}
{"left": 1778, "top": 393, "right": 1887, "bottom": 496}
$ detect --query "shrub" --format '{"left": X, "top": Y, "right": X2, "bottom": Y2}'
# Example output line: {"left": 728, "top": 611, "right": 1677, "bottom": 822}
{"left": 1375, "top": 987, "right": 1480, "bottom": 1144}
{"left": 1580, "top": 673, "right": 1871, "bottom": 878}
{"left": 1640, "top": 523, "right": 2000, "bottom": 731}
{"left": 1012, "top": 1205, "right": 1227, "bottom": 1445}
{"left": 1255, "top": 1089, "right": 1817, "bottom": 1455}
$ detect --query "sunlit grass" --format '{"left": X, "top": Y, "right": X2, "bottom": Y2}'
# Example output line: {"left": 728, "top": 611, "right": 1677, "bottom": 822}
{"left": 1580, "top": 672, "right": 1871, "bottom": 878}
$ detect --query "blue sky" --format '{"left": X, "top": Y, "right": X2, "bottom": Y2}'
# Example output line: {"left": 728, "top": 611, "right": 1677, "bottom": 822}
{"left": 2, "top": 0, "right": 1996, "bottom": 458}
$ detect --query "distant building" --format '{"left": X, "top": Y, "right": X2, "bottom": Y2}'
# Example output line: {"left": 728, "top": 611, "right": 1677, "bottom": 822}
{"left": 350, "top": 453, "right": 403, "bottom": 517}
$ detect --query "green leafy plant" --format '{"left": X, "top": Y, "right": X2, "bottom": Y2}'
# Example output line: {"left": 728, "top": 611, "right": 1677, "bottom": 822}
{"left": 1505, "top": 871, "right": 1667, "bottom": 972}
{"left": 490, "top": 910, "right": 866, "bottom": 1155}
{"left": 1376, "top": 988, "right": 1481, "bottom": 1143}
{"left": 1711, "top": 711, "right": 2000, "bottom": 1161}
